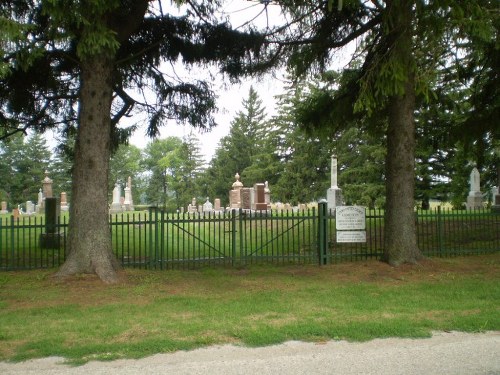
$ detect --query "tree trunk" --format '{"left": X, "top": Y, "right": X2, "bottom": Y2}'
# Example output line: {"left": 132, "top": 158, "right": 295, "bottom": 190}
{"left": 382, "top": 0, "right": 424, "bottom": 266}
{"left": 55, "top": 55, "right": 120, "bottom": 283}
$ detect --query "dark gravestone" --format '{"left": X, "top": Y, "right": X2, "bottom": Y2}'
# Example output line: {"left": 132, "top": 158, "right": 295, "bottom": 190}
{"left": 254, "top": 183, "right": 267, "bottom": 211}
{"left": 40, "top": 197, "right": 61, "bottom": 248}
{"left": 493, "top": 193, "right": 500, "bottom": 213}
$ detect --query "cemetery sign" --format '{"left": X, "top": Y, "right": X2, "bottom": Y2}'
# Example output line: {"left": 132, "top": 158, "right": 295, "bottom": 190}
{"left": 336, "top": 206, "right": 366, "bottom": 230}
{"left": 336, "top": 206, "right": 366, "bottom": 243}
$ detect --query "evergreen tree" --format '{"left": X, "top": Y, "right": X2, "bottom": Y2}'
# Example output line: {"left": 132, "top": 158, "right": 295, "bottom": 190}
{"left": 336, "top": 126, "right": 386, "bottom": 208}
{"left": 49, "top": 148, "right": 73, "bottom": 204}
{"left": 0, "top": 134, "right": 24, "bottom": 204}
{"left": 0, "top": 133, "right": 51, "bottom": 205}
{"left": 203, "top": 87, "right": 269, "bottom": 204}
{"left": 271, "top": 78, "right": 386, "bottom": 207}
{"left": 270, "top": 83, "right": 332, "bottom": 204}
{"left": 1, "top": 1, "right": 268, "bottom": 282}
{"left": 262, "top": 0, "right": 497, "bottom": 265}
{"left": 178, "top": 132, "right": 205, "bottom": 206}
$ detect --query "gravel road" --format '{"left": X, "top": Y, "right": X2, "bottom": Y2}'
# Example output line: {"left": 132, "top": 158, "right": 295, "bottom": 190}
{"left": 1, "top": 331, "right": 499, "bottom": 375}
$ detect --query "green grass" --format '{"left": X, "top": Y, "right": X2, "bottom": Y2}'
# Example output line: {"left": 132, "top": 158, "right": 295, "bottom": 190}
{"left": 0, "top": 253, "right": 498, "bottom": 365}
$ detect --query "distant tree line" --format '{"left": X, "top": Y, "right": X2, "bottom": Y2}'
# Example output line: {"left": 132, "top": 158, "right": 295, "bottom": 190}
{"left": 1, "top": 84, "right": 496, "bottom": 211}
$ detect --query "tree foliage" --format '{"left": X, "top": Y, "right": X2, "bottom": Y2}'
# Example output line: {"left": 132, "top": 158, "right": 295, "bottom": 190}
{"left": 0, "top": 0, "right": 270, "bottom": 282}
{"left": 109, "top": 143, "right": 144, "bottom": 205}
{"left": 0, "top": 133, "right": 51, "bottom": 206}
{"left": 257, "top": 0, "right": 498, "bottom": 265}
{"left": 203, "top": 87, "right": 270, "bottom": 205}
{"left": 142, "top": 134, "right": 204, "bottom": 211}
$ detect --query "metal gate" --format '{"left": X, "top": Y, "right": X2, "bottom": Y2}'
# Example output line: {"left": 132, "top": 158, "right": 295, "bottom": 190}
{"left": 146, "top": 207, "right": 322, "bottom": 269}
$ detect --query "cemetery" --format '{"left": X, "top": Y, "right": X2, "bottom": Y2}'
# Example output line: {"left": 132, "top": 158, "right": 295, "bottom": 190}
{"left": 0, "top": 1, "right": 498, "bottom": 370}
{"left": 0, "top": 164, "right": 498, "bottom": 271}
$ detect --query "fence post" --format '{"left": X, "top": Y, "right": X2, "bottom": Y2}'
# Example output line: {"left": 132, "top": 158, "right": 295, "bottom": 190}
{"left": 148, "top": 206, "right": 157, "bottom": 269}
{"left": 10, "top": 215, "right": 15, "bottom": 270}
{"left": 437, "top": 206, "right": 443, "bottom": 255}
{"left": 318, "top": 200, "right": 328, "bottom": 265}
{"left": 231, "top": 209, "right": 237, "bottom": 267}
{"left": 239, "top": 208, "right": 244, "bottom": 266}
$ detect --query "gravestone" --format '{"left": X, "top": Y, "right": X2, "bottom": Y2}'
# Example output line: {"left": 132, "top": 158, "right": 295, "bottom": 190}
{"left": 203, "top": 197, "right": 213, "bottom": 212}
{"left": 188, "top": 197, "right": 197, "bottom": 213}
{"left": 254, "top": 183, "right": 267, "bottom": 211}
{"left": 26, "top": 201, "right": 35, "bottom": 215}
{"left": 264, "top": 181, "right": 271, "bottom": 210}
{"left": 40, "top": 197, "right": 61, "bottom": 248}
{"left": 12, "top": 208, "right": 20, "bottom": 221}
{"left": 214, "top": 198, "right": 221, "bottom": 211}
{"left": 60, "top": 192, "right": 69, "bottom": 211}
{"left": 327, "top": 155, "right": 343, "bottom": 213}
{"left": 123, "top": 176, "right": 134, "bottom": 211}
{"left": 0, "top": 201, "right": 7, "bottom": 214}
{"left": 492, "top": 166, "right": 500, "bottom": 213}
{"left": 109, "top": 183, "right": 123, "bottom": 213}
{"left": 229, "top": 190, "right": 239, "bottom": 209}
{"left": 466, "top": 167, "right": 483, "bottom": 209}
{"left": 37, "top": 189, "right": 43, "bottom": 213}
{"left": 230, "top": 173, "right": 243, "bottom": 209}
{"left": 241, "top": 188, "right": 252, "bottom": 210}
{"left": 42, "top": 170, "right": 53, "bottom": 199}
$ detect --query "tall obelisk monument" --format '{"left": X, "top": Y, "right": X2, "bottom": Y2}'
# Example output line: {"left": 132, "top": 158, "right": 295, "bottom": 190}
{"left": 327, "top": 155, "right": 343, "bottom": 212}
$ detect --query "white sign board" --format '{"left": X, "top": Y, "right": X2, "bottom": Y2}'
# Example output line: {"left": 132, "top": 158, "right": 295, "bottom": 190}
{"left": 336, "top": 206, "right": 366, "bottom": 230}
{"left": 337, "top": 231, "right": 367, "bottom": 243}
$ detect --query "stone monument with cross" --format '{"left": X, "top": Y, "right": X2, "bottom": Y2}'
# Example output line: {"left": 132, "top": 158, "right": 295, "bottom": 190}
{"left": 327, "top": 155, "right": 343, "bottom": 213}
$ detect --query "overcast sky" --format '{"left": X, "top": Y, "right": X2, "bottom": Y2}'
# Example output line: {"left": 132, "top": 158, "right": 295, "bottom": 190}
{"left": 43, "top": 1, "right": 353, "bottom": 164}
{"left": 128, "top": 0, "right": 286, "bottom": 163}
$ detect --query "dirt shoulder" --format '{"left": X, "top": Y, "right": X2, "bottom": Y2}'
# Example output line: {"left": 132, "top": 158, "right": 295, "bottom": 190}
{"left": 1, "top": 331, "right": 499, "bottom": 375}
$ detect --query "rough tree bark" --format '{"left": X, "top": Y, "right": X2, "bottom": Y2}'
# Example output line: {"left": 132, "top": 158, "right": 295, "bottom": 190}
{"left": 53, "top": 1, "right": 149, "bottom": 283}
{"left": 382, "top": 0, "right": 424, "bottom": 265}
{"left": 55, "top": 55, "right": 121, "bottom": 283}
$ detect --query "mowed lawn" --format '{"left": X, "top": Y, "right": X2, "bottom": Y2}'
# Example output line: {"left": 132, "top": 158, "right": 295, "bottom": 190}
{"left": 0, "top": 253, "right": 498, "bottom": 365}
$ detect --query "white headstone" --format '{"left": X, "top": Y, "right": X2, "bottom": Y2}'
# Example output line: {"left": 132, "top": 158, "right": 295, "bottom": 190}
{"left": 203, "top": 197, "right": 213, "bottom": 212}
{"left": 37, "top": 188, "right": 44, "bottom": 213}
{"left": 466, "top": 167, "right": 483, "bottom": 209}
{"left": 26, "top": 201, "right": 35, "bottom": 215}
{"left": 109, "top": 183, "right": 123, "bottom": 213}
{"left": 469, "top": 167, "right": 481, "bottom": 194}
{"left": 188, "top": 197, "right": 198, "bottom": 213}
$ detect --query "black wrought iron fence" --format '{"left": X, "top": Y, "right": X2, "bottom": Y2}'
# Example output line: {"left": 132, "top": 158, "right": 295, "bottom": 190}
{"left": 0, "top": 205, "right": 498, "bottom": 271}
